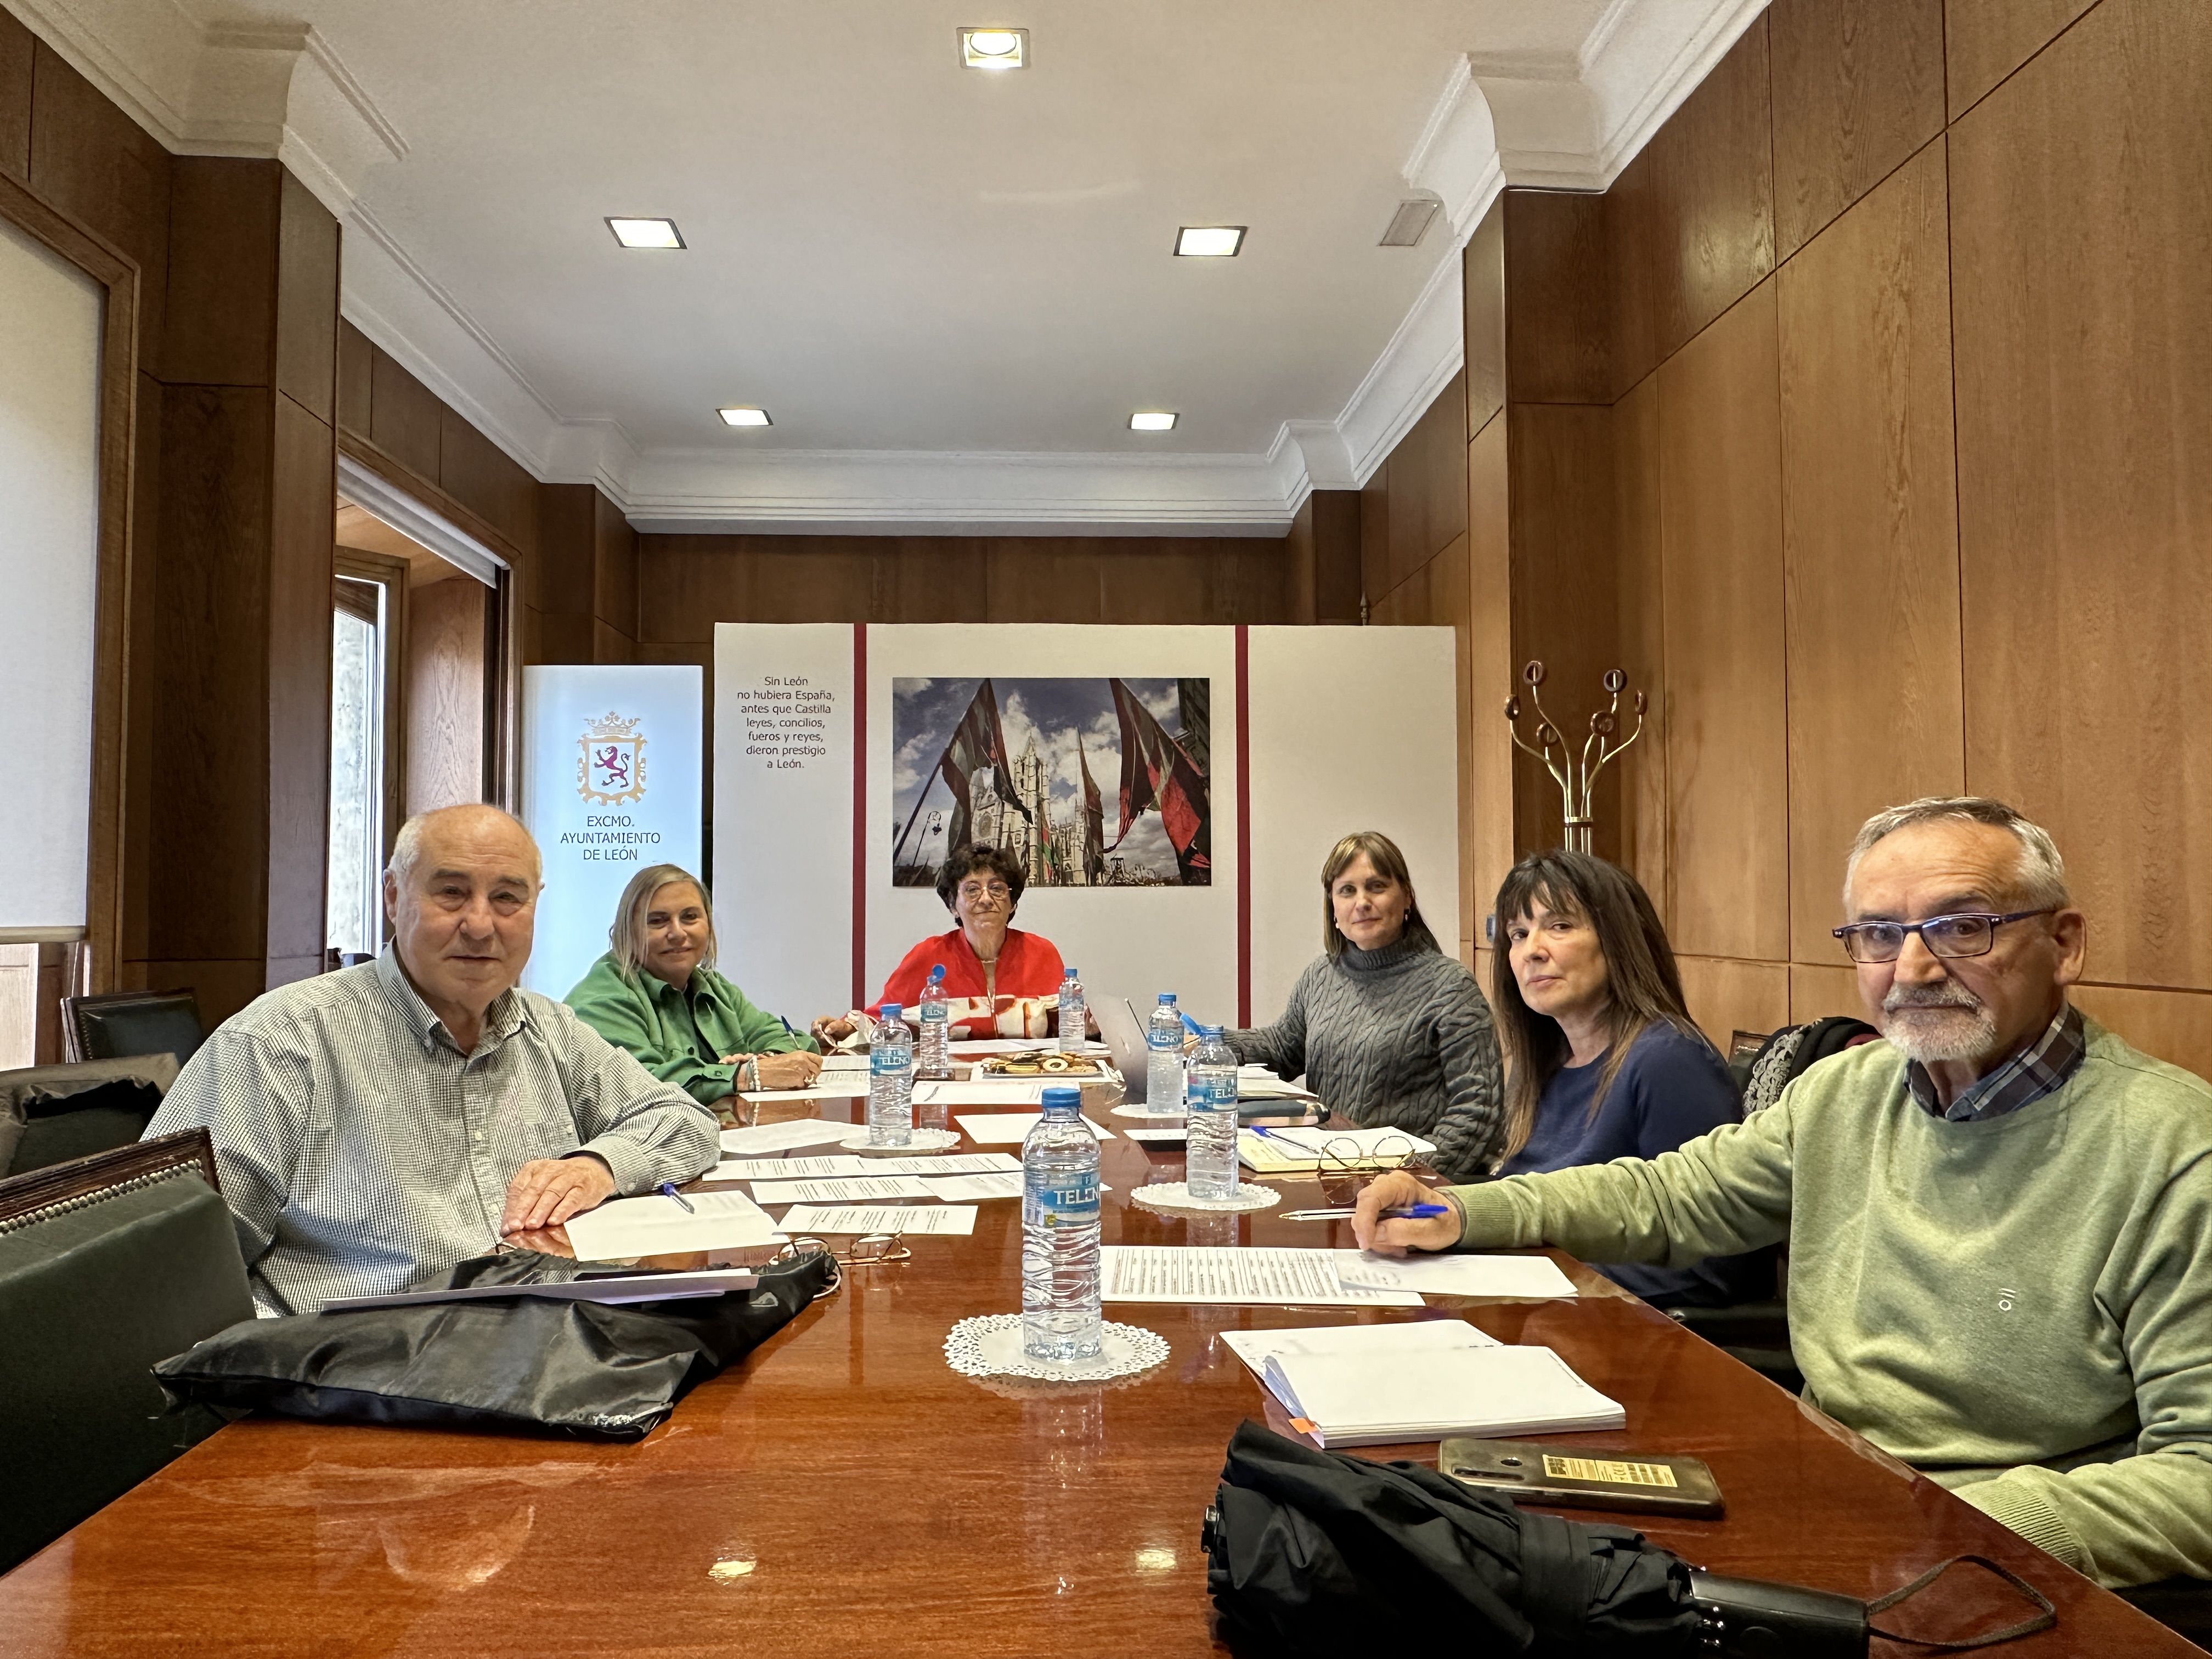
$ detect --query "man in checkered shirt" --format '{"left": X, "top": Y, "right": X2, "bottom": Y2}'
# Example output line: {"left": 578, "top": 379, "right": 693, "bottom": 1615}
{"left": 146, "top": 804, "right": 720, "bottom": 1315}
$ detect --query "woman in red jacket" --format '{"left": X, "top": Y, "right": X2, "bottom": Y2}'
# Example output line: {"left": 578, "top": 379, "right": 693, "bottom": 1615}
{"left": 814, "top": 844, "right": 1069, "bottom": 1042}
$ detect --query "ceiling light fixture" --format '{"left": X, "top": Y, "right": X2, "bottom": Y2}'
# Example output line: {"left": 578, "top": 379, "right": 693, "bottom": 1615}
{"left": 1379, "top": 198, "right": 1442, "bottom": 248}
{"left": 718, "top": 407, "right": 772, "bottom": 427}
{"left": 1129, "top": 411, "right": 1177, "bottom": 432}
{"left": 959, "top": 27, "right": 1028, "bottom": 69}
{"left": 1175, "top": 225, "right": 1245, "bottom": 258}
{"left": 606, "top": 217, "right": 685, "bottom": 249}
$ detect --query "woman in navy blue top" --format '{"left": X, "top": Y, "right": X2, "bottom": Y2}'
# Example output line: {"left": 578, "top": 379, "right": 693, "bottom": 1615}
{"left": 1488, "top": 849, "right": 1764, "bottom": 1308}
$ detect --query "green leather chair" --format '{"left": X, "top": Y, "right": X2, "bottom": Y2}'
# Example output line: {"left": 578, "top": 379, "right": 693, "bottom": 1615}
{"left": 0, "top": 1054, "right": 179, "bottom": 1179}
{"left": 0, "top": 1130, "right": 253, "bottom": 1575}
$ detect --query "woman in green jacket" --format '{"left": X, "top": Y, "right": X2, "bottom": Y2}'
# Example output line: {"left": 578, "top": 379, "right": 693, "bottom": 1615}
{"left": 566, "top": 862, "right": 820, "bottom": 1122}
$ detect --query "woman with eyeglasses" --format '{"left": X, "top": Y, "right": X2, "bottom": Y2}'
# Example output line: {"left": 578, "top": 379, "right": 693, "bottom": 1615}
{"left": 1488, "top": 847, "right": 1763, "bottom": 1307}
{"left": 567, "top": 862, "right": 822, "bottom": 1124}
{"left": 813, "top": 843, "right": 1070, "bottom": 1044}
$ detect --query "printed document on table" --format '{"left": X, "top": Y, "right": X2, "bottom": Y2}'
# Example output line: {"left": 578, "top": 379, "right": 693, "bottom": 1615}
{"left": 564, "top": 1189, "right": 783, "bottom": 1258}
{"left": 718, "top": 1120, "right": 856, "bottom": 1156}
{"left": 819, "top": 1053, "right": 871, "bottom": 1072}
{"left": 956, "top": 1112, "right": 1114, "bottom": 1144}
{"left": 916, "top": 1079, "right": 1047, "bottom": 1105}
{"left": 776, "top": 1203, "right": 978, "bottom": 1236}
{"left": 917, "top": 1171, "right": 1025, "bottom": 1201}
{"left": 702, "top": 1152, "right": 1019, "bottom": 1182}
{"left": 748, "top": 1175, "right": 933, "bottom": 1204}
{"left": 1123, "top": 1126, "right": 1186, "bottom": 1143}
{"left": 1099, "top": 1246, "right": 1423, "bottom": 1307}
{"left": 737, "top": 1078, "right": 872, "bottom": 1102}
{"left": 1331, "top": 1251, "right": 1579, "bottom": 1300}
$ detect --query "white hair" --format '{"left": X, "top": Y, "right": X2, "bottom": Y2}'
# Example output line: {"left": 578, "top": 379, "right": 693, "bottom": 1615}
{"left": 1843, "top": 796, "right": 2070, "bottom": 912}
{"left": 385, "top": 805, "right": 540, "bottom": 884}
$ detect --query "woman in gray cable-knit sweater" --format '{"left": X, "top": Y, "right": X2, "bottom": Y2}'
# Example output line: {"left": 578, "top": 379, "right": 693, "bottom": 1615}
{"left": 1227, "top": 831, "right": 1504, "bottom": 1183}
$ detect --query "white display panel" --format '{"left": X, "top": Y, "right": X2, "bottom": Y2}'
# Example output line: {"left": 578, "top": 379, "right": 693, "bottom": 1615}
{"left": 866, "top": 625, "right": 1240, "bottom": 1025}
{"left": 1245, "top": 625, "right": 1461, "bottom": 1026}
{"left": 0, "top": 217, "right": 103, "bottom": 936}
{"left": 520, "top": 665, "right": 703, "bottom": 998}
{"left": 712, "top": 624, "right": 856, "bottom": 1022}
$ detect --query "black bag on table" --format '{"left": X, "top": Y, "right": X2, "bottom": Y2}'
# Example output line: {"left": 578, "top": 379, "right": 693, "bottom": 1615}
{"left": 153, "top": 1248, "right": 836, "bottom": 1441}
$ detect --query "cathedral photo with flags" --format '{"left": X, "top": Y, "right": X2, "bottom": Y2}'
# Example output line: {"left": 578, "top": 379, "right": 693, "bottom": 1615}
{"left": 890, "top": 675, "right": 1212, "bottom": 887}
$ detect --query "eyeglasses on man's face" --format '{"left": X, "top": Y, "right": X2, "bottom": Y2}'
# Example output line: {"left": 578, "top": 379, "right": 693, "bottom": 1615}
{"left": 958, "top": 881, "right": 1012, "bottom": 902}
{"left": 1832, "top": 909, "right": 2055, "bottom": 964}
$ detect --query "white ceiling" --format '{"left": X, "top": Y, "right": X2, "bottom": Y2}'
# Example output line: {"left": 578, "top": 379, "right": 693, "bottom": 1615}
{"left": 12, "top": 0, "right": 1768, "bottom": 531}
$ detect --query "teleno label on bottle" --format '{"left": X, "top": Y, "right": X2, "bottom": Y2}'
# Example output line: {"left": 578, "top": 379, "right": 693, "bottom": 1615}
{"left": 1194, "top": 1072, "right": 1238, "bottom": 1110}
{"left": 1028, "top": 1172, "right": 1099, "bottom": 1227}
{"left": 872, "top": 1047, "right": 905, "bottom": 1075}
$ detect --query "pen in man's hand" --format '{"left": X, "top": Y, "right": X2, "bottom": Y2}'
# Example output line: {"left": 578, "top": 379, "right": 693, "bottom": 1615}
{"left": 657, "top": 1182, "right": 696, "bottom": 1214}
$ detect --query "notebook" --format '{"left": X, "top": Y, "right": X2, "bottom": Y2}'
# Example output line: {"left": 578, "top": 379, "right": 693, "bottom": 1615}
{"left": 1221, "top": 1319, "right": 1624, "bottom": 1448}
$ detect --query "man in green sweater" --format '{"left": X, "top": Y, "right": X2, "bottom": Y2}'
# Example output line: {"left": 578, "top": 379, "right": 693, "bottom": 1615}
{"left": 1356, "top": 797, "right": 2212, "bottom": 1590}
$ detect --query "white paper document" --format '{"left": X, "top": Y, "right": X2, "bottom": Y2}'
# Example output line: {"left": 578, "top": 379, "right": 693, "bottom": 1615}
{"left": 1123, "top": 1126, "right": 1187, "bottom": 1143}
{"left": 1218, "top": 1317, "right": 1502, "bottom": 1373}
{"left": 718, "top": 1120, "right": 857, "bottom": 1156}
{"left": 918, "top": 1079, "right": 1047, "bottom": 1105}
{"left": 1331, "top": 1251, "right": 1579, "bottom": 1300}
{"left": 737, "top": 1078, "right": 872, "bottom": 1102}
{"left": 776, "top": 1203, "right": 978, "bottom": 1236}
{"left": 917, "top": 1171, "right": 1026, "bottom": 1201}
{"left": 1099, "top": 1247, "right": 1423, "bottom": 1307}
{"left": 703, "top": 1152, "right": 1019, "bottom": 1182}
{"left": 956, "top": 1112, "right": 1115, "bottom": 1145}
{"left": 820, "top": 1053, "right": 871, "bottom": 1072}
{"left": 563, "top": 1188, "right": 783, "bottom": 1259}
{"left": 748, "top": 1175, "right": 933, "bottom": 1204}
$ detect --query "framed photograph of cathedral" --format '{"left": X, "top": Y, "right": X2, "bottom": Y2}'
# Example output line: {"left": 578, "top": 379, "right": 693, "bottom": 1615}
{"left": 889, "top": 676, "right": 1211, "bottom": 887}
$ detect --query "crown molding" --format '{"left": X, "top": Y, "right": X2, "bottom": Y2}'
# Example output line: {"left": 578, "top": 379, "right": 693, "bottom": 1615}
{"left": 7, "top": 0, "right": 1764, "bottom": 535}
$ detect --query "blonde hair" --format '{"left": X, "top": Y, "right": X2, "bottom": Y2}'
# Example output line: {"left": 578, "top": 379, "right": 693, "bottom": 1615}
{"left": 1320, "top": 831, "right": 1440, "bottom": 958}
{"left": 610, "top": 864, "right": 717, "bottom": 979}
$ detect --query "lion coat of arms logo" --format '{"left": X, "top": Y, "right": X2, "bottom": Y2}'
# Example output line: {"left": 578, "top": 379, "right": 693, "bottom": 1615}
{"left": 578, "top": 712, "right": 648, "bottom": 805}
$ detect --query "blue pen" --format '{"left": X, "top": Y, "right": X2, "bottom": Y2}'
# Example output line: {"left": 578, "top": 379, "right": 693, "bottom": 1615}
{"left": 657, "top": 1182, "right": 696, "bottom": 1214}
{"left": 1384, "top": 1203, "right": 1450, "bottom": 1218}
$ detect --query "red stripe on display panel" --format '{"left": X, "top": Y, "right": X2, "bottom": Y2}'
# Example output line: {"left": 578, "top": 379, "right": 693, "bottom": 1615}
{"left": 852, "top": 623, "right": 868, "bottom": 1011}
{"left": 1235, "top": 624, "right": 1251, "bottom": 1028}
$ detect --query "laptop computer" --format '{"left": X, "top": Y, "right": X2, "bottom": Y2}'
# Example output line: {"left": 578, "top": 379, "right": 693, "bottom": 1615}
{"left": 1094, "top": 995, "right": 1324, "bottom": 1121}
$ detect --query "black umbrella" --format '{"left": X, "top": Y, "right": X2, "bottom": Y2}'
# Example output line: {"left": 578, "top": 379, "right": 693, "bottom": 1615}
{"left": 1201, "top": 1421, "right": 2056, "bottom": 1657}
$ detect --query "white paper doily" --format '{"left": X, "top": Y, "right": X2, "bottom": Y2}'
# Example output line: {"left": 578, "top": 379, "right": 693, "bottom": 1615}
{"left": 839, "top": 1125, "right": 964, "bottom": 1155}
{"left": 1110, "top": 1104, "right": 1187, "bottom": 1121}
{"left": 1128, "top": 1180, "right": 1280, "bottom": 1214}
{"left": 943, "top": 1314, "right": 1169, "bottom": 1383}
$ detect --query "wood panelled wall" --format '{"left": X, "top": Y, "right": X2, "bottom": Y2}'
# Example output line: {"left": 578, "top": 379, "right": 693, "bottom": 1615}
{"left": 1362, "top": 0, "right": 2212, "bottom": 1079}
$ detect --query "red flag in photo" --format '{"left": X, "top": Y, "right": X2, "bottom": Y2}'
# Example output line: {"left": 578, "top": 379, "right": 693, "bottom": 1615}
{"left": 1107, "top": 678, "right": 1211, "bottom": 881}
{"left": 1077, "top": 732, "right": 1106, "bottom": 883}
{"left": 896, "top": 678, "right": 1025, "bottom": 868}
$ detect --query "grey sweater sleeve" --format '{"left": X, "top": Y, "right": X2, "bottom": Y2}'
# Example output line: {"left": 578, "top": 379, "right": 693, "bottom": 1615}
{"left": 1227, "top": 960, "right": 1316, "bottom": 1079}
{"left": 1422, "top": 967, "right": 1506, "bottom": 1183}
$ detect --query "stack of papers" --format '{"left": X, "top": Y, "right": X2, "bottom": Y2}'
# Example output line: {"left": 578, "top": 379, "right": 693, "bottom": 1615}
{"left": 563, "top": 1188, "right": 783, "bottom": 1258}
{"left": 1221, "top": 1319, "right": 1624, "bottom": 1447}
{"left": 736, "top": 1077, "right": 872, "bottom": 1102}
{"left": 1099, "top": 1246, "right": 1423, "bottom": 1307}
{"left": 1331, "top": 1251, "right": 1578, "bottom": 1300}
{"left": 956, "top": 1113, "right": 1115, "bottom": 1145}
{"left": 1237, "top": 1065, "right": 1319, "bottom": 1102}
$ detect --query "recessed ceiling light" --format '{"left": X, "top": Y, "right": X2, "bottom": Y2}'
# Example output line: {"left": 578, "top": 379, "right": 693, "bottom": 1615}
{"left": 718, "top": 407, "right": 772, "bottom": 427}
{"left": 606, "top": 217, "right": 684, "bottom": 249}
{"left": 959, "top": 26, "right": 1028, "bottom": 69}
{"left": 1129, "top": 411, "right": 1177, "bottom": 432}
{"left": 1175, "top": 225, "right": 1245, "bottom": 258}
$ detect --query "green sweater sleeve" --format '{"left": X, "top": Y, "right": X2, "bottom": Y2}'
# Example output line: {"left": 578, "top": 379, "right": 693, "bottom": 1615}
{"left": 1442, "top": 1089, "right": 1797, "bottom": 1266}
{"left": 566, "top": 957, "right": 737, "bottom": 1107}
{"left": 713, "top": 974, "right": 817, "bottom": 1057}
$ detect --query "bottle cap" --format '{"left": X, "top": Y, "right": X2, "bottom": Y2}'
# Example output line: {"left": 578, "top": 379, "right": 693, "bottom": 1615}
{"left": 1064, "top": 966, "right": 1077, "bottom": 978}
{"left": 1041, "top": 1085, "right": 1082, "bottom": 1111}
{"left": 1201, "top": 1024, "right": 1222, "bottom": 1038}
{"left": 880, "top": 1003, "right": 902, "bottom": 1021}
{"left": 1158, "top": 992, "right": 1176, "bottom": 1003}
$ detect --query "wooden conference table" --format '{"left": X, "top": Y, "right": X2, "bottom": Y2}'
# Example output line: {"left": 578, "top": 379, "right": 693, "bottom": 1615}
{"left": 0, "top": 1092, "right": 2192, "bottom": 1657}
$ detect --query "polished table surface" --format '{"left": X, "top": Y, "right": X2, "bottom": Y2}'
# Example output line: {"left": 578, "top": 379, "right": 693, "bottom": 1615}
{"left": 0, "top": 1093, "right": 2193, "bottom": 1657}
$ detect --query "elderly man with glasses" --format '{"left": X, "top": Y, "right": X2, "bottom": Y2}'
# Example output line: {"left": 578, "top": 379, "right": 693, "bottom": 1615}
{"left": 1356, "top": 796, "right": 2212, "bottom": 1590}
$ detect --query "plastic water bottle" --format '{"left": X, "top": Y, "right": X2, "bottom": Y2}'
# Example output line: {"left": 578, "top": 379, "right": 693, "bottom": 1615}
{"left": 1022, "top": 1084, "right": 1102, "bottom": 1363}
{"left": 1186, "top": 1025, "right": 1241, "bottom": 1201}
{"left": 1146, "top": 992, "right": 1185, "bottom": 1114}
{"left": 917, "top": 966, "right": 950, "bottom": 1079}
{"left": 868, "top": 1005, "right": 913, "bottom": 1147}
{"left": 1058, "top": 966, "right": 1086, "bottom": 1054}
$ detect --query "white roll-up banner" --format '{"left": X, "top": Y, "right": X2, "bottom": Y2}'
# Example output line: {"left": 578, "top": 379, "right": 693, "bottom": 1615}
{"left": 520, "top": 665, "right": 703, "bottom": 999}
